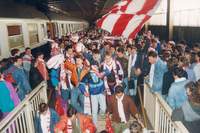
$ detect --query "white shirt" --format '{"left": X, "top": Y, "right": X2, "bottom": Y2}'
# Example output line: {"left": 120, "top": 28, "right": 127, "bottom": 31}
{"left": 123, "top": 129, "right": 130, "bottom": 133}
{"left": 131, "top": 54, "right": 137, "bottom": 67}
{"left": 116, "top": 94, "right": 127, "bottom": 123}
{"left": 76, "top": 42, "right": 85, "bottom": 52}
{"left": 128, "top": 53, "right": 137, "bottom": 78}
{"left": 149, "top": 64, "right": 155, "bottom": 87}
{"left": 175, "top": 77, "right": 186, "bottom": 83}
{"left": 40, "top": 109, "right": 51, "bottom": 133}
{"left": 193, "top": 63, "right": 200, "bottom": 81}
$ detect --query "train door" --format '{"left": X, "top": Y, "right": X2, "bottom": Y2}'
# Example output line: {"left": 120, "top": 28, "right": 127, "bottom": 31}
{"left": 47, "top": 22, "right": 55, "bottom": 39}
{"left": 54, "top": 22, "right": 59, "bottom": 38}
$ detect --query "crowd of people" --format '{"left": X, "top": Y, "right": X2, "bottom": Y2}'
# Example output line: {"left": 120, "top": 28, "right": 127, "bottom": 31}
{"left": 0, "top": 26, "right": 200, "bottom": 132}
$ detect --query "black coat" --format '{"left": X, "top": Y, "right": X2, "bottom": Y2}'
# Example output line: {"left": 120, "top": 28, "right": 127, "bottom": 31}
{"left": 162, "top": 71, "right": 174, "bottom": 95}
{"left": 29, "top": 66, "right": 43, "bottom": 88}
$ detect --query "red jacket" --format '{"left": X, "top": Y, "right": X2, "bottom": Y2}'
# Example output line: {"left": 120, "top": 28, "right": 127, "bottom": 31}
{"left": 36, "top": 59, "right": 49, "bottom": 80}
{"left": 54, "top": 114, "right": 96, "bottom": 133}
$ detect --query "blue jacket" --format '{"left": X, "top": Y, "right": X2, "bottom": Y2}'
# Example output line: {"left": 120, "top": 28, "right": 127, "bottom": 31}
{"left": 186, "top": 68, "right": 196, "bottom": 82}
{"left": 79, "top": 72, "right": 104, "bottom": 95}
{"left": 83, "top": 52, "right": 93, "bottom": 63}
{"left": 0, "top": 81, "right": 15, "bottom": 113}
{"left": 50, "top": 68, "right": 60, "bottom": 88}
{"left": 5, "top": 65, "right": 31, "bottom": 100}
{"left": 151, "top": 58, "right": 168, "bottom": 92}
{"left": 34, "top": 108, "right": 59, "bottom": 133}
{"left": 167, "top": 79, "right": 190, "bottom": 110}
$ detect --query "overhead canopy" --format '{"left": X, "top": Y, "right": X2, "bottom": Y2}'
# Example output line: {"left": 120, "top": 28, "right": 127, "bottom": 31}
{"left": 12, "top": 0, "right": 121, "bottom": 22}
{"left": 0, "top": 0, "right": 48, "bottom": 19}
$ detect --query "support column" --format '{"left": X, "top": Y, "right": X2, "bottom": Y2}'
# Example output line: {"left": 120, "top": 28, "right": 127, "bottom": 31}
{"left": 144, "top": 22, "right": 149, "bottom": 32}
{"left": 166, "top": 0, "right": 174, "bottom": 40}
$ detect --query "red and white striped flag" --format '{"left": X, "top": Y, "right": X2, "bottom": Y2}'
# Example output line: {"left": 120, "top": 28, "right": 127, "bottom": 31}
{"left": 96, "top": 0, "right": 161, "bottom": 39}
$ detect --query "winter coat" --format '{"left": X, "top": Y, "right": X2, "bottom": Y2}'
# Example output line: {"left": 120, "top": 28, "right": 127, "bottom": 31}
{"left": 54, "top": 113, "right": 96, "bottom": 133}
{"left": 64, "top": 60, "right": 89, "bottom": 87}
{"left": 79, "top": 71, "right": 104, "bottom": 95}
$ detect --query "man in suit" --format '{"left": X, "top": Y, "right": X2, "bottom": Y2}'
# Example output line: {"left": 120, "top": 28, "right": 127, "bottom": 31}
{"left": 127, "top": 45, "right": 142, "bottom": 96}
{"left": 127, "top": 44, "right": 149, "bottom": 106}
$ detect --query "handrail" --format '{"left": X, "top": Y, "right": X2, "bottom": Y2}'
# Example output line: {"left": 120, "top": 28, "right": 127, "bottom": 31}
{"left": 144, "top": 82, "right": 189, "bottom": 133}
{"left": 155, "top": 92, "right": 189, "bottom": 133}
{"left": 0, "top": 81, "right": 48, "bottom": 133}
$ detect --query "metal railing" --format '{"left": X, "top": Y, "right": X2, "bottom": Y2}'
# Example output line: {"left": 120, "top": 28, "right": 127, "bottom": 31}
{"left": 0, "top": 81, "right": 48, "bottom": 133}
{"left": 144, "top": 83, "right": 189, "bottom": 133}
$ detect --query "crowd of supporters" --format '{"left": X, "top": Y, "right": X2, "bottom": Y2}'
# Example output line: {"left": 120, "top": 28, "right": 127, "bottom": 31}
{"left": 0, "top": 27, "right": 200, "bottom": 132}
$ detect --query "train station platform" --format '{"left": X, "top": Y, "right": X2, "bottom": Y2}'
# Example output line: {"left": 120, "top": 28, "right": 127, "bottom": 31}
{"left": 0, "top": 81, "right": 189, "bottom": 133}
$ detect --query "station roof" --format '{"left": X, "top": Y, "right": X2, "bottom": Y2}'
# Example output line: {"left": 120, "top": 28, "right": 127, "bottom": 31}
{"left": 10, "top": 0, "right": 120, "bottom": 22}
{"left": 0, "top": 1, "right": 48, "bottom": 19}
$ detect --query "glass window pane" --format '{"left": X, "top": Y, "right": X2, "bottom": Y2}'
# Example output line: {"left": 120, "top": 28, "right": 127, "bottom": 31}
{"left": 8, "top": 35, "right": 24, "bottom": 49}
{"left": 7, "top": 25, "right": 22, "bottom": 36}
{"left": 28, "top": 24, "right": 39, "bottom": 45}
{"left": 7, "top": 25, "right": 24, "bottom": 49}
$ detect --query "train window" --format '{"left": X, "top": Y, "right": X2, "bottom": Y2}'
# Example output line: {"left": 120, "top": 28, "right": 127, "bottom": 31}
{"left": 28, "top": 23, "right": 39, "bottom": 45}
{"left": 7, "top": 25, "right": 24, "bottom": 49}
{"left": 41, "top": 24, "right": 47, "bottom": 38}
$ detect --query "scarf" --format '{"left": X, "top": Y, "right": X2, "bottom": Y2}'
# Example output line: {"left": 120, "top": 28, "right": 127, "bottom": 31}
{"left": 116, "top": 94, "right": 126, "bottom": 123}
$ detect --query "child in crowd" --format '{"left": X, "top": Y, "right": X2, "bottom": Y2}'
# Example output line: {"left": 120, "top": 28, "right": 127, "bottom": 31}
{"left": 123, "top": 121, "right": 143, "bottom": 133}
{"left": 54, "top": 106, "right": 96, "bottom": 133}
{"left": 35, "top": 103, "right": 59, "bottom": 133}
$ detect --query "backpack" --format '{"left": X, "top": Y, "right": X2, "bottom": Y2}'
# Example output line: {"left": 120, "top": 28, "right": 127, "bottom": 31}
{"left": 4, "top": 67, "right": 16, "bottom": 84}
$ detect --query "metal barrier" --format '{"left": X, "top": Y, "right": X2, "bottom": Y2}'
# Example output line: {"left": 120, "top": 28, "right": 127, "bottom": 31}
{"left": 144, "top": 83, "right": 189, "bottom": 133}
{"left": 0, "top": 81, "right": 48, "bottom": 133}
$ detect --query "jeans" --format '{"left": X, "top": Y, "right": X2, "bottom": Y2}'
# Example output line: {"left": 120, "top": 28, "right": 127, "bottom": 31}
{"left": 61, "top": 89, "right": 70, "bottom": 101}
{"left": 17, "top": 88, "right": 26, "bottom": 100}
{"left": 91, "top": 93, "right": 106, "bottom": 126}
{"left": 24, "top": 69, "right": 30, "bottom": 81}
{"left": 123, "top": 77, "right": 129, "bottom": 95}
{"left": 129, "top": 78, "right": 137, "bottom": 96}
{"left": 71, "top": 88, "right": 84, "bottom": 113}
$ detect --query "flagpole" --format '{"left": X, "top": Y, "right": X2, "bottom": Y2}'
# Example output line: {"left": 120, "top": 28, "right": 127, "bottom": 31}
{"left": 144, "top": 22, "right": 149, "bottom": 33}
{"left": 167, "top": 0, "right": 174, "bottom": 41}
